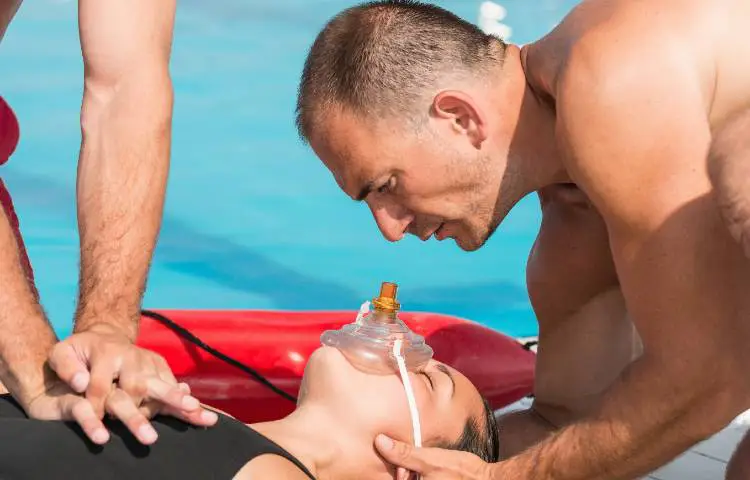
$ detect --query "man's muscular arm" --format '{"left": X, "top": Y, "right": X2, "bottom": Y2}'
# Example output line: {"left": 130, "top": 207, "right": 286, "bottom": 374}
{"left": 43, "top": 0, "right": 218, "bottom": 444}
{"left": 0, "top": 206, "right": 57, "bottom": 407}
{"left": 495, "top": 46, "right": 750, "bottom": 479}
{"left": 73, "top": 0, "right": 174, "bottom": 339}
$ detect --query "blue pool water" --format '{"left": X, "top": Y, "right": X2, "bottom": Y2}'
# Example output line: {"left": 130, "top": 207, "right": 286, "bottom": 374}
{"left": 0, "top": 0, "right": 579, "bottom": 339}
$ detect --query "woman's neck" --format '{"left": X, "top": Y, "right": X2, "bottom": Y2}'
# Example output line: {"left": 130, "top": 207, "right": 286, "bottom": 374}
{"left": 249, "top": 405, "right": 381, "bottom": 479}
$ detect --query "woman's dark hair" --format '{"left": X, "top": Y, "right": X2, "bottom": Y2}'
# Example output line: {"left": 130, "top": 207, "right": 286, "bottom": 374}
{"left": 441, "top": 396, "right": 500, "bottom": 463}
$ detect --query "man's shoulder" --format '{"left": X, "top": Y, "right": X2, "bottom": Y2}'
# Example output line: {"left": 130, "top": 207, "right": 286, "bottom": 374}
{"left": 544, "top": 4, "right": 714, "bottom": 227}
{"left": 556, "top": 39, "right": 667, "bottom": 104}
{"left": 550, "top": 0, "right": 706, "bottom": 106}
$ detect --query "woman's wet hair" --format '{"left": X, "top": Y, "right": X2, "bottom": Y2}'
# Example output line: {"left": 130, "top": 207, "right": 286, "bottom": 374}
{"left": 439, "top": 396, "right": 500, "bottom": 463}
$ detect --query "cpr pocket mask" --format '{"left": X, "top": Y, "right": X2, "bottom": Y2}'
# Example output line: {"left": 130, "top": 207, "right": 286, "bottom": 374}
{"left": 320, "top": 282, "right": 433, "bottom": 447}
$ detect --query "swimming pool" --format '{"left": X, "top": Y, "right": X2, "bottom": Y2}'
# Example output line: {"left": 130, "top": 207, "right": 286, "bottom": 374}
{"left": 0, "top": 0, "right": 580, "bottom": 339}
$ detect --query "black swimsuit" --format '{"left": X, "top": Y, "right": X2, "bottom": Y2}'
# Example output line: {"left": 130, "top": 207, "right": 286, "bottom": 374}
{"left": 0, "top": 395, "right": 315, "bottom": 480}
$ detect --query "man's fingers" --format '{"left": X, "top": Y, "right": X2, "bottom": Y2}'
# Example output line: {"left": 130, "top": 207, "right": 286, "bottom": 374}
{"left": 375, "top": 435, "right": 430, "bottom": 473}
{"left": 168, "top": 381, "right": 217, "bottom": 425}
{"left": 106, "top": 388, "right": 158, "bottom": 445}
{"left": 118, "top": 373, "right": 149, "bottom": 413}
{"left": 86, "top": 360, "right": 119, "bottom": 418}
{"left": 130, "top": 376, "right": 215, "bottom": 427}
{"left": 154, "top": 382, "right": 218, "bottom": 426}
{"left": 145, "top": 376, "right": 201, "bottom": 414}
{"left": 48, "top": 342, "right": 90, "bottom": 393}
{"left": 136, "top": 383, "right": 191, "bottom": 419}
{"left": 138, "top": 400, "right": 162, "bottom": 420}
{"left": 378, "top": 436, "right": 490, "bottom": 480}
{"left": 153, "top": 354, "right": 178, "bottom": 385}
{"left": 65, "top": 397, "right": 110, "bottom": 445}
{"left": 146, "top": 379, "right": 218, "bottom": 426}
{"left": 160, "top": 403, "right": 219, "bottom": 427}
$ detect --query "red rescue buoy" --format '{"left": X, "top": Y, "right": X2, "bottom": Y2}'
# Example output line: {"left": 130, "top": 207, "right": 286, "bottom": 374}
{"left": 136, "top": 310, "right": 536, "bottom": 423}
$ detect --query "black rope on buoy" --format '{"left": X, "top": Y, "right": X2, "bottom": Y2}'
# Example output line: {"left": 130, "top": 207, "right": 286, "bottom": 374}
{"left": 140, "top": 309, "right": 297, "bottom": 403}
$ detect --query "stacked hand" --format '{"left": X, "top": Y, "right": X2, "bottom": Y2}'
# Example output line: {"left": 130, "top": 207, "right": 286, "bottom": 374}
{"left": 24, "top": 323, "right": 218, "bottom": 445}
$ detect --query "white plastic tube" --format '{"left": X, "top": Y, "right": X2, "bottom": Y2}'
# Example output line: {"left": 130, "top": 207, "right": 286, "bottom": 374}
{"left": 393, "top": 339, "right": 422, "bottom": 447}
{"left": 355, "top": 300, "right": 370, "bottom": 325}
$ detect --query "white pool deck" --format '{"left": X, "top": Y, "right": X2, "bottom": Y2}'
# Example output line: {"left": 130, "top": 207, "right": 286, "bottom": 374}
{"left": 504, "top": 338, "right": 747, "bottom": 479}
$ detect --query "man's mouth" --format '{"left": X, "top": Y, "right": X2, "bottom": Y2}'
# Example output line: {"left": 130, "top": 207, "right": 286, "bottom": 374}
{"left": 434, "top": 223, "right": 448, "bottom": 241}
{"left": 432, "top": 223, "right": 448, "bottom": 242}
{"left": 415, "top": 223, "right": 448, "bottom": 241}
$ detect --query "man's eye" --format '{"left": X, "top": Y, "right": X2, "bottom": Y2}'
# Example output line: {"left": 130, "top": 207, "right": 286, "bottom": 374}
{"left": 377, "top": 176, "right": 396, "bottom": 194}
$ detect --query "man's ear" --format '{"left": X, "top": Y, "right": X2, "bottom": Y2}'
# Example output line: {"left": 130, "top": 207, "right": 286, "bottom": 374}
{"left": 432, "top": 91, "right": 488, "bottom": 148}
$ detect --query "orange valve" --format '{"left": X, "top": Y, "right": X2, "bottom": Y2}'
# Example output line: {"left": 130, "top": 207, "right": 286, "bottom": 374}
{"left": 372, "top": 281, "right": 400, "bottom": 314}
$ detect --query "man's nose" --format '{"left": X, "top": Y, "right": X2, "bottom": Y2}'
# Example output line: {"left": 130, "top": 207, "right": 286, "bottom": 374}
{"left": 368, "top": 202, "right": 414, "bottom": 242}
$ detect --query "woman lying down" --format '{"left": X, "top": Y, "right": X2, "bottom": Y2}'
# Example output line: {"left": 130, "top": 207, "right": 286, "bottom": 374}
{"left": 0, "top": 346, "right": 499, "bottom": 479}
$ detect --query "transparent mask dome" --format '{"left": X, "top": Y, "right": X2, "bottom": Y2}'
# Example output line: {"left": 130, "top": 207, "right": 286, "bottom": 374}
{"left": 320, "top": 282, "right": 434, "bottom": 374}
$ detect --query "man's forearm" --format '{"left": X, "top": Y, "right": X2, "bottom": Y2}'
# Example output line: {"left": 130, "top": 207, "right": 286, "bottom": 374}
{"left": 493, "top": 355, "right": 743, "bottom": 480}
{"left": 74, "top": 75, "right": 173, "bottom": 341}
{"left": 0, "top": 207, "right": 58, "bottom": 406}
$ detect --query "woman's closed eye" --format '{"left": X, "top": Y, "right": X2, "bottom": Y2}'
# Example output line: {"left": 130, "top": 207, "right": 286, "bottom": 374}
{"left": 420, "top": 371, "right": 434, "bottom": 390}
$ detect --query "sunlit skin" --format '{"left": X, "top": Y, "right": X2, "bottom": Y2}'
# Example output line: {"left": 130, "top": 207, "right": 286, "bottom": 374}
{"left": 309, "top": 75, "right": 531, "bottom": 252}
{"left": 305, "top": 1, "right": 750, "bottom": 478}
{"left": 236, "top": 345, "right": 491, "bottom": 479}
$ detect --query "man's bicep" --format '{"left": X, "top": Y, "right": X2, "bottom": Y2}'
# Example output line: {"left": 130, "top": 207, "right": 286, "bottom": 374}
{"left": 78, "top": 0, "right": 176, "bottom": 86}
{"left": 611, "top": 195, "right": 749, "bottom": 351}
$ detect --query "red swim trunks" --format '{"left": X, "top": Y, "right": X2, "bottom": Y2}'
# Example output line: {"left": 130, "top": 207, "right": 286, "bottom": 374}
{"left": 0, "top": 95, "right": 34, "bottom": 283}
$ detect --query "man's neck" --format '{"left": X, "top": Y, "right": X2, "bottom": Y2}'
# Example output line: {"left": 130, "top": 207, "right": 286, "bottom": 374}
{"left": 504, "top": 44, "right": 568, "bottom": 193}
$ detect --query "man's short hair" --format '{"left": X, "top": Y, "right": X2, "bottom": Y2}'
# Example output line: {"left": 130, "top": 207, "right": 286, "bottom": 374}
{"left": 295, "top": 0, "right": 507, "bottom": 141}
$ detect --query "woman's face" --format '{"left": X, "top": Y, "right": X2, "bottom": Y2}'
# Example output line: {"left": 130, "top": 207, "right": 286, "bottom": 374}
{"left": 298, "top": 345, "right": 488, "bottom": 448}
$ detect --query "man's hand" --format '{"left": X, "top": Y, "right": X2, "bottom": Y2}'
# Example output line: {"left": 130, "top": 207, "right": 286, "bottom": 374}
{"left": 27, "top": 365, "right": 215, "bottom": 445}
{"left": 47, "top": 323, "right": 218, "bottom": 443}
{"left": 375, "top": 435, "right": 492, "bottom": 480}
{"left": 24, "top": 373, "right": 110, "bottom": 444}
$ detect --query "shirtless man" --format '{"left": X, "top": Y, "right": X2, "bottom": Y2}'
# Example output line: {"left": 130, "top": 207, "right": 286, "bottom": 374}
{"left": 294, "top": 0, "right": 750, "bottom": 478}
{"left": 0, "top": 1, "right": 216, "bottom": 447}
